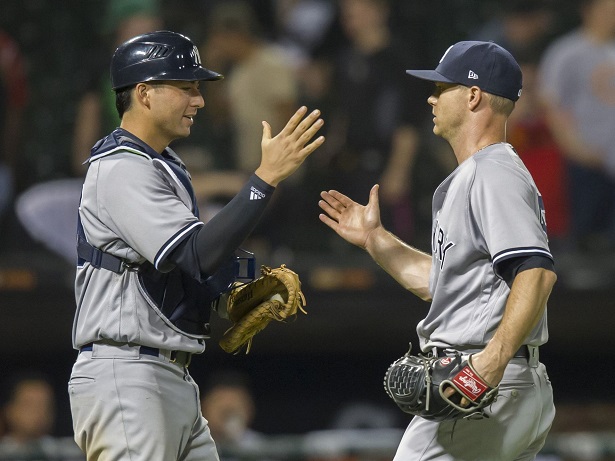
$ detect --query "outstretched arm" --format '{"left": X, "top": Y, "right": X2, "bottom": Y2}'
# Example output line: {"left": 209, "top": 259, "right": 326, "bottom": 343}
{"left": 319, "top": 184, "right": 432, "bottom": 301}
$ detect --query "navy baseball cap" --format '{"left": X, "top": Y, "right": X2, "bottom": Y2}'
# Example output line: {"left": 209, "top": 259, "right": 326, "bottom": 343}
{"left": 406, "top": 41, "right": 523, "bottom": 101}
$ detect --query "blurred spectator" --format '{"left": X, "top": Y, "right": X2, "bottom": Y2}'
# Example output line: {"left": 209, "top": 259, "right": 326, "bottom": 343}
{"left": 14, "top": 0, "right": 163, "bottom": 265}
{"left": 321, "top": 0, "right": 431, "bottom": 244}
{"left": 0, "top": 371, "right": 81, "bottom": 461}
{"left": 71, "top": 0, "right": 163, "bottom": 175}
{"left": 330, "top": 401, "right": 401, "bottom": 430}
{"left": 273, "top": 0, "right": 338, "bottom": 67}
{"left": 507, "top": 51, "right": 570, "bottom": 249}
{"left": 201, "top": 1, "right": 302, "bottom": 258}
{"left": 0, "top": 28, "right": 28, "bottom": 237}
{"left": 205, "top": 0, "right": 299, "bottom": 174}
{"left": 538, "top": 0, "right": 615, "bottom": 253}
{"left": 200, "top": 370, "right": 265, "bottom": 460}
{"left": 471, "top": 0, "right": 556, "bottom": 58}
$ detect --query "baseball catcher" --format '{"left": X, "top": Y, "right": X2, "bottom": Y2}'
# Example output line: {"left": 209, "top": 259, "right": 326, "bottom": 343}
{"left": 383, "top": 344, "right": 499, "bottom": 421}
{"left": 219, "top": 264, "right": 306, "bottom": 354}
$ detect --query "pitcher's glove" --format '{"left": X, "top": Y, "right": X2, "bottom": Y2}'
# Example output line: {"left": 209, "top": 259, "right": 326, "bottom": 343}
{"left": 219, "top": 265, "right": 306, "bottom": 354}
{"left": 383, "top": 344, "right": 499, "bottom": 421}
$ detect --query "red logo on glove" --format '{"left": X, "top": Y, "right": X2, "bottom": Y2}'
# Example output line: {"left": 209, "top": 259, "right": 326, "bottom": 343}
{"left": 452, "top": 365, "right": 488, "bottom": 401}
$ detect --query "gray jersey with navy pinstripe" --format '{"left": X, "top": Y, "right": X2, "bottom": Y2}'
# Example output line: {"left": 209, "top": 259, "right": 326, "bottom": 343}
{"left": 417, "top": 143, "right": 552, "bottom": 352}
{"left": 73, "top": 145, "right": 207, "bottom": 353}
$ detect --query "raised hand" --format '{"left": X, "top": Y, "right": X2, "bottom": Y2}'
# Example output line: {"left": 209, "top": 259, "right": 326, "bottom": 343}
{"left": 256, "top": 106, "right": 325, "bottom": 186}
{"left": 318, "top": 184, "right": 382, "bottom": 250}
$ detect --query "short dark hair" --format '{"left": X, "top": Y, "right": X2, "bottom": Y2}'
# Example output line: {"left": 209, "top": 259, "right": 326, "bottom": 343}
{"left": 487, "top": 93, "right": 516, "bottom": 116}
{"left": 115, "top": 86, "right": 134, "bottom": 118}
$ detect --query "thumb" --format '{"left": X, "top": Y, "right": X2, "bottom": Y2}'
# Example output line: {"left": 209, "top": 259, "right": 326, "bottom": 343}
{"left": 368, "top": 184, "right": 380, "bottom": 206}
{"left": 367, "top": 184, "right": 382, "bottom": 218}
{"left": 261, "top": 121, "right": 272, "bottom": 142}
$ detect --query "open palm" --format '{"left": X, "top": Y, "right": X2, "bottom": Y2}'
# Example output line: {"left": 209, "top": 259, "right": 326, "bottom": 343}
{"left": 318, "top": 185, "right": 382, "bottom": 250}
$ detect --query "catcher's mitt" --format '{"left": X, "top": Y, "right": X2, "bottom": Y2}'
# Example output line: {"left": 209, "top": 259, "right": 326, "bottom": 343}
{"left": 219, "top": 264, "right": 306, "bottom": 354}
{"left": 383, "top": 343, "right": 499, "bottom": 421}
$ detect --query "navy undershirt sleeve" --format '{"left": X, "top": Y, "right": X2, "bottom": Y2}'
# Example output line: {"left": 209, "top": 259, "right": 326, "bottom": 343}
{"left": 168, "top": 174, "right": 274, "bottom": 280}
{"left": 495, "top": 254, "right": 555, "bottom": 287}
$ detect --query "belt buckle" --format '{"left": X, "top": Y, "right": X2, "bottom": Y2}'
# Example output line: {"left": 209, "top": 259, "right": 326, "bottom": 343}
{"left": 122, "top": 261, "right": 140, "bottom": 272}
{"left": 170, "top": 351, "right": 192, "bottom": 368}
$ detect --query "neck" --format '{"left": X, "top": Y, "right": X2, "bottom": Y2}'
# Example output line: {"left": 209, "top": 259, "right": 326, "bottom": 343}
{"left": 120, "top": 116, "right": 168, "bottom": 154}
{"left": 449, "top": 120, "right": 507, "bottom": 164}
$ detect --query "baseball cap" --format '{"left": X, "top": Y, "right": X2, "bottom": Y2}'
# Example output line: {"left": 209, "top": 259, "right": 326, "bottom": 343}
{"left": 406, "top": 41, "right": 523, "bottom": 101}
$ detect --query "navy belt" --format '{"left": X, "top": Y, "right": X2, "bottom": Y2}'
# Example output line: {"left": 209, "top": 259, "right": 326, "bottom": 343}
{"left": 435, "top": 345, "right": 534, "bottom": 359}
{"left": 80, "top": 343, "right": 192, "bottom": 367}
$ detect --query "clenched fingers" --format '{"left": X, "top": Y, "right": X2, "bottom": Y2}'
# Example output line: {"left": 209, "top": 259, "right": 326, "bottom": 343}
{"left": 443, "top": 386, "right": 470, "bottom": 408}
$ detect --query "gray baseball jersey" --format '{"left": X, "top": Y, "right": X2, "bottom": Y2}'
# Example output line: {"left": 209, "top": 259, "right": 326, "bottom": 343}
{"left": 418, "top": 143, "right": 552, "bottom": 352}
{"left": 74, "top": 143, "right": 207, "bottom": 353}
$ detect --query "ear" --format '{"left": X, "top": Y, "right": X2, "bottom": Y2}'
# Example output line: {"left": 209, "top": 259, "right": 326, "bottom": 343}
{"left": 468, "top": 86, "right": 483, "bottom": 111}
{"left": 134, "top": 82, "right": 152, "bottom": 108}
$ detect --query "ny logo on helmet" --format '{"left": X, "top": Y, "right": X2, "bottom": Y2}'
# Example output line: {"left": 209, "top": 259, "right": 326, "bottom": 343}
{"left": 191, "top": 45, "right": 202, "bottom": 66}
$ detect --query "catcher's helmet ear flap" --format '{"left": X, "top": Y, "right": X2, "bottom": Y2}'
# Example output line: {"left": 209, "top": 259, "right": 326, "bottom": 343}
{"left": 110, "top": 30, "right": 223, "bottom": 90}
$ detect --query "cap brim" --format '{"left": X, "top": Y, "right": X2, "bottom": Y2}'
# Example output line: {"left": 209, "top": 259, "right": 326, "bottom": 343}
{"left": 405, "top": 70, "right": 454, "bottom": 83}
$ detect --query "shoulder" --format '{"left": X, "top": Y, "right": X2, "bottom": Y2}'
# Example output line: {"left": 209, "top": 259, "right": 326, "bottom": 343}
{"left": 95, "top": 149, "right": 152, "bottom": 174}
{"left": 93, "top": 151, "right": 164, "bottom": 193}
{"left": 471, "top": 145, "right": 534, "bottom": 192}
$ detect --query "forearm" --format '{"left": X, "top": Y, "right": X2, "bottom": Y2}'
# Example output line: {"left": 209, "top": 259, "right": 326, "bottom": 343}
{"left": 167, "top": 174, "right": 274, "bottom": 280}
{"left": 195, "top": 174, "right": 273, "bottom": 275}
{"left": 479, "top": 268, "right": 557, "bottom": 380}
{"left": 365, "top": 226, "right": 432, "bottom": 300}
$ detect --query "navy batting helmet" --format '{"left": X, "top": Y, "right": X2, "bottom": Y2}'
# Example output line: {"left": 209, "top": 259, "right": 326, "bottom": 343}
{"left": 110, "top": 30, "right": 223, "bottom": 90}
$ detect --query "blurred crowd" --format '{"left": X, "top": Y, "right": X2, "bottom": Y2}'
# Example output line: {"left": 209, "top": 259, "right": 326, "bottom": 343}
{"left": 0, "top": 0, "right": 614, "bottom": 277}
{"left": 0, "top": 1, "right": 614, "bottom": 459}
{"left": 0, "top": 367, "right": 406, "bottom": 461}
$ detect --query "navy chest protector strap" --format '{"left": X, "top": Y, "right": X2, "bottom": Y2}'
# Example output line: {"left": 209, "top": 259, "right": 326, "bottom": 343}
{"left": 77, "top": 220, "right": 255, "bottom": 336}
{"left": 76, "top": 130, "right": 256, "bottom": 336}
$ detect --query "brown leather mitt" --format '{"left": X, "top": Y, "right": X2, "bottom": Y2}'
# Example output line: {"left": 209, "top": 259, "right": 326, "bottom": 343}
{"left": 219, "top": 265, "right": 307, "bottom": 354}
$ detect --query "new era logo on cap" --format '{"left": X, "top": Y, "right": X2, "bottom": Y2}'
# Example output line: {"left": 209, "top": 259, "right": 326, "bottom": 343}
{"left": 406, "top": 41, "right": 523, "bottom": 101}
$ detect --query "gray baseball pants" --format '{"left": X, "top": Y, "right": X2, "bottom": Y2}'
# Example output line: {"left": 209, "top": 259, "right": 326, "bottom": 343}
{"left": 393, "top": 356, "right": 555, "bottom": 461}
{"left": 68, "top": 343, "right": 219, "bottom": 461}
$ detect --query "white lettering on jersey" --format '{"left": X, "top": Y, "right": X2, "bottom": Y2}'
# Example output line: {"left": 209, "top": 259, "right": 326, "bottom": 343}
{"left": 432, "top": 221, "right": 455, "bottom": 270}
